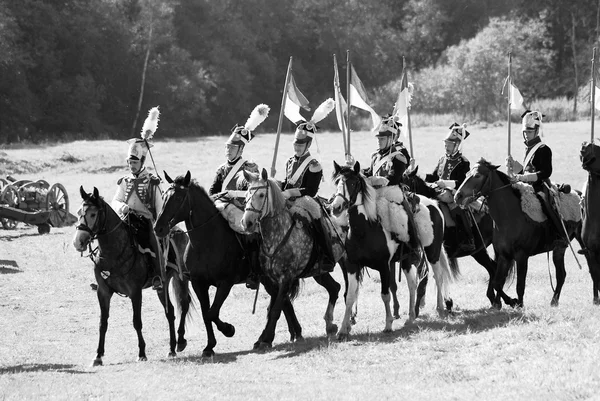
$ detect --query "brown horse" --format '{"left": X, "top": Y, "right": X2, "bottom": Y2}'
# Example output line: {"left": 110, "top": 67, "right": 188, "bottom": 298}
{"left": 72, "top": 187, "right": 194, "bottom": 366}
{"left": 454, "top": 159, "right": 582, "bottom": 308}
{"left": 241, "top": 168, "right": 344, "bottom": 349}
{"left": 580, "top": 141, "right": 600, "bottom": 304}
{"left": 154, "top": 171, "right": 310, "bottom": 356}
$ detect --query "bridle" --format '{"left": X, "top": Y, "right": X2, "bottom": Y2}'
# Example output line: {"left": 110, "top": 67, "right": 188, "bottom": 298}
{"left": 161, "top": 183, "right": 220, "bottom": 234}
{"left": 460, "top": 165, "right": 512, "bottom": 204}
{"left": 333, "top": 175, "right": 360, "bottom": 212}
{"left": 76, "top": 201, "right": 123, "bottom": 241}
{"left": 244, "top": 183, "right": 270, "bottom": 219}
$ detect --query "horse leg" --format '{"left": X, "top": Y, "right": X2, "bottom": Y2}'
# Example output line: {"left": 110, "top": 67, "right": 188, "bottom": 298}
{"left": 416, "top": 264, "right": 429, "bottom": 317}
{"left": 471, "top": 250, "right": 517, "bottom": 308}
{"left": 492, "top": 255, "right": 512, "bottom": 309}
{"left": 589, "top": 251, "right": 600, "bottom": 305}
{"left": 263, "top": 278, "right": 303, "bottom": 342}
{"left": 254, "top": 280, "right": 292, "bottom": 349}
{"left": 401, "top": 261, "right": 418, "bottom": 323}
{"left": 379, "top": 262, "right": 394, "bottom": 332}
{"left": 515, "top": 255, "right": 528, "bottom": 308}
{"left": 92, "top": 286, "right": 113, "bottom": 367}
{"left": 551, "top": 247, "right": 567, "bottom": 306}
{"left": 130, "top": 291, "right": 147, "bottom": 361}
{"left": 389, "top": 262, "right": 401, "bottom": 319}
{"left": 207, "top": 283, "right": 235, "bottom": 338}
{"left": 156, "top": 276, "right": 178, "bottom": 358}
{"left": 175, "top": 278, "right": 191, "bottom": 352}
{"left": 313, "top": 272, "right": 341, "bottom": 335}
{"left": 338, "top": 266, "right": 361, "bottom": 341}
{"left": 191, "top": 280, "right": 217, "bottom": 358}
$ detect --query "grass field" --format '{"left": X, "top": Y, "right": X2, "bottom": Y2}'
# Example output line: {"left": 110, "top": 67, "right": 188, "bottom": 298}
{"left": 1, "top": 121, "right": 600, "bottom": 400}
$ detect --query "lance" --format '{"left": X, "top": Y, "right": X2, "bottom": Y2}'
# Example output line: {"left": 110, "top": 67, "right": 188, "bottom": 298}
{"left": 592, "top": 47, "right": 597, "bottom": 142}
{"left": 271, "top": 57, "right": 293, "bottom": 178}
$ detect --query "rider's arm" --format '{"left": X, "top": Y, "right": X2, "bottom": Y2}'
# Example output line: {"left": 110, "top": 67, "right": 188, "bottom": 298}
{"left": 453, "top": 158, "right": 471, "bottom": 188}
{"left": 111, "top": 177, "right": 129, "bottom": 215}
{"left": 387, "top": 155, "right": 407, "bottom": 186}
{"left": 425, "top": 158, "right": 442, "bottom": 183}
{"left": 151, "top": 181, "right": 163, "bottom": 221}
{"left": 209, "top": 167, "right": 224, "bottom": 195}
{"left": 530, "top": 146, "right": 552, "bottom": 182}
{"left": 299, "top": 161, "right": 322, "bottom": 197}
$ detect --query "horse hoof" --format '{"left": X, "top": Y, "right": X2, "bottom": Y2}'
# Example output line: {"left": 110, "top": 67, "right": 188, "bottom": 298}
{"left": 294, "top": 335, "right": 305, "bottom": 343}
{"left": 383, "top": 327, "right": 393, "bottom": 333}
{"left": 91, "top": 358, "right": 103, "bottom": 367}
{"left": 167, "top": 351, "right": 176, "bottom": 358}
{"left": 137, "top": 356, "right": 147, "bottom": 362}
{"left": 337, "top": 333, "right": 350, "bottom": 342}
{"left": 202, "top": 349, "right": 215, "bottom": 358}
{"left": 326, "top": 324, "right": 338, "bottom": 335}
{"left": 350, "top": 316, "right": 357, "bottom": 325}
{"left": 550, "top": 299, "right": 559, "bottom": 307}
{"left": 393, "top": 314, "right": 401, "bottom": 320}
{"left": 253, "top": 341, "right": 272, "bottom": 350}
{"left": 177, "top": 339, "right": 188, "bottom": 352}
{"left": 222, "top": 324, "right": 235, "bottom": 338}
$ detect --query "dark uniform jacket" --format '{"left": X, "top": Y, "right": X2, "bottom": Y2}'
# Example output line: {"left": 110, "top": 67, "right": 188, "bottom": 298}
{"left": 209, "top": 158, "right": 258, "bottom": 195}
{"left": 363, "top": 144, "right": 410, "bottom": 186}
{"left": 281, "top": 152, "right": 322, "bottom": 197}
{"left": 425, "top": 153, "right": 470, "bottom": 189}
{"left": 516, "top": 136, "right": 552, "bottom": 191}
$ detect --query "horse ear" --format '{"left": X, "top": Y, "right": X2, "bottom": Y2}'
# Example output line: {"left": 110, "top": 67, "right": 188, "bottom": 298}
{"left": 183, "top": 171, "right": 191, "bottom": 186}
{"left": 164, "top": 170, "right": 173, "bottom": 184}
{"left": 93, "top": 187, "right": 99, "bottom": 199}
{"left": 354, "top": 161, "right": 361, "bottom": 174}
{"left": 261, "top": 168, "right": 268, "bottom": 181}
{"left": 333, "top": 161, "right": 341, "bottom": 175}
{"left": 80, "top": 185, "right": 88, "bottom": 200}
{"left": 492, "top": 164, "right": 500, "bottom": 170}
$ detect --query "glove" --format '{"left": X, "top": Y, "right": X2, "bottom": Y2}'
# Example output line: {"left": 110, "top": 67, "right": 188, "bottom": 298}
{"left": 505, "top": 155, "right": 514, "bottom": 172}
{"left": 282, "top": 188, "right": 302, "bottom": 199}
{"left": 514, "top": 173, "right": 537, "bottom": 183}
{"left": 435, "top": 180, "right": 446, "bottom": 188}
{"left": 119, "top": 204, "right": 130, "bottom": 215}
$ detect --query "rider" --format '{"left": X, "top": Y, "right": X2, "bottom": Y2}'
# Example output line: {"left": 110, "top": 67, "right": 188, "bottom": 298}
{"left": 209, "top": 104, "right": 269, "bottom": 290}
{"left": 506, "top": 110, "right": 568, "bottom": 245}
{"left": 112, "top": 138, "right": 165, "bottom": 290}
{"left": 363, "top": 114, "right": 420, "bottom": 251}
{"left": 281, "top": 98, "right": 337, "bottom": 266}
{"left": 425, "top": 123, "right": 475, "bottom": 253}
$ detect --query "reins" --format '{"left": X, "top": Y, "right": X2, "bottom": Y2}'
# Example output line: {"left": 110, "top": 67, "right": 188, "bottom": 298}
{"left": 163, "top": 184, "right": 221, "bottom": 236}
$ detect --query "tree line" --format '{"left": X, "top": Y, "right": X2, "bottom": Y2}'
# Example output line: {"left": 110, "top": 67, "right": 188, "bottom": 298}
{"left": 0, "top": 0, "right": 598, "bottom": 143}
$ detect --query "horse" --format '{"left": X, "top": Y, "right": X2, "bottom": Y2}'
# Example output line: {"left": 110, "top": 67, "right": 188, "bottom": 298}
{"left": 240, "top": 168, "right": 345, "bottom": 349}
{"left": 454, "top": 158, "right": 582, "bottom": 308}
{"left": 402, "top": 166, "right": 518, "bottom": 308}
{"left": 72, "top": 186, "right": 194, "bottom": 366}
{"left": 580, "top": 141, "right": 600, "bottom": 304}
{"left": 153, "top": 171, "right": 312, "bottom": 356}
{"left": 331, "top": 161, "right": 457, "bottom": 340}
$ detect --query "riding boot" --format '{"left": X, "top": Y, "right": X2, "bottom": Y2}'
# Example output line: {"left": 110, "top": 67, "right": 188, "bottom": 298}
{"left": 312, "top": 218, "right": 336, "bottom": 266}
{"left": 451, "top": 207, "right": 476, "bottom": 253}
{"left": 540, "top": 184, "right": 569, "bottom": 247}
{"left": 401, "top": 196, "right": 421, "bottom": 252}
{"left": 147, "top": 224, "right": 164, "bottom": 291}
{"left": 245, "top": 235, "right": 260, "bottom": 290}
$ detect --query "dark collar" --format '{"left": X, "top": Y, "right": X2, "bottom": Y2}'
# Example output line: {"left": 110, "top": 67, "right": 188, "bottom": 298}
{"left": 524, "top": 135, "right": 541, "bottom": 149}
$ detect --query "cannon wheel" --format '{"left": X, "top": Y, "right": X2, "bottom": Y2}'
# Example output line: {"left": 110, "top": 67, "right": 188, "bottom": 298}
{"left": 0, "top": 185, "right": 19, "bottom": 230}
{"left": 46, "top": 183, "right": 69, "bottom": 227}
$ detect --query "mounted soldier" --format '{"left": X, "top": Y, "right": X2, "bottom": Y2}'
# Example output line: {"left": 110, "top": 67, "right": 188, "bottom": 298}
{"left": 363, "top": 114, "right": 420, "bottom": 251}
{"left": 281, "top": 98, "right": 337, "bottom": 266}
{"left": 112, "top": 107, "right": 165, "bottom": 290}
{"left": 506, "top": 110, "right": 568, "bottom": 245}
{"left": 209, "top": 104, "right": 269, "bottom": 289}
{"left": 425, "top": 122, "right": 475, "bottom": 253}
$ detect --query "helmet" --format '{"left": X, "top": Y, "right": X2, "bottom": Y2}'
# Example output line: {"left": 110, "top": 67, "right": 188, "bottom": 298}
{"left": 225, "top": 104, "right": 270, "bottom": 147}
{"left": 127, "top": 138, "right": 152, "bottom": 161}
{"left": 375, "top": 114, "right": 402, "bottom": 138}
{"left": 292, "top": 98, "right": 335, "bottom": 145}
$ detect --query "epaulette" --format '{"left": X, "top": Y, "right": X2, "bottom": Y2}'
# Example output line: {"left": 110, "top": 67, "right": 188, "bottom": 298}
{"left": 149, "top": 175, "right": 161, "bottom": 185}
{"left": 393, "top": 153, "right": 408, "bottom": 163}
{"left": 460, "top": 154, "right": 469, "bottom": 163}
{"left": 308, "top": 159, "right": 322, "bottom": 173}
{"left": 117, "top": 177, "right": 125, "bottom": 185}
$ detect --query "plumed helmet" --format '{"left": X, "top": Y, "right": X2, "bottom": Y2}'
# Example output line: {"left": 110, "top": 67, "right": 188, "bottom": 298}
{"left": 521, "top": 110, "right": 543, "bottom": 132}
{"left": 443, "top": 122, "right": 470, "bottom": 143}
{"left": 294, "top": 98, "right": 335, "bottom": 144}
{"left": 127, "top": 138, "right": 152, "bottom": 161}
{"left": 375, "top": 114, "right": 402, "bottom": 138}
{"left": 226, "top": 104, "right": 270, "bottom": 147}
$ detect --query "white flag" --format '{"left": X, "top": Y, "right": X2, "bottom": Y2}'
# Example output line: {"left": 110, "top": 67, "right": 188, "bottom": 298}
{"left": 509, "top": 83, "right": 524, "bottom": 110}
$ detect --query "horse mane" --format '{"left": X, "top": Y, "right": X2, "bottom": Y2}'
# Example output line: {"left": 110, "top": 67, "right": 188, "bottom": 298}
{"left": 266, "top": 178, "right": 286, "bottom": 217}
{"left": 478, "top": 157, "right": 512, "bottom": 186}
{"left": 332, "top": 165, "right": 377, "bottom": 222}
{"left": 173, "top": 175, "right": 216, "bottom": 210}
{"left": 404, "top": 171, "right": 438, "bottom": 199}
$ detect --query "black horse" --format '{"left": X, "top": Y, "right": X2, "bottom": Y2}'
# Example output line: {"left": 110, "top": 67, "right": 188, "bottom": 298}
{"left": 73, "top": 187, "right": 194, "bottom": 366}
{"left": 580, "top": 141, "right": 600, "bottom": 304}
{"left": 154, "top": 171, "right": 313, "bottom": 356}
{"left": 402, "top": 167, "right": 518, "bottom": 308}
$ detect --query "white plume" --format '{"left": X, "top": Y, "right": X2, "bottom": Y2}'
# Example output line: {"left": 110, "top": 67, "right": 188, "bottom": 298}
{"left": 141, "top": 106, "right": 160, "bottom": 140}
{"left": 310, "top": 98, "right": 335, "bottom": 124}
{"left": 244, "top": 104, "right": 270, "bottom": 131}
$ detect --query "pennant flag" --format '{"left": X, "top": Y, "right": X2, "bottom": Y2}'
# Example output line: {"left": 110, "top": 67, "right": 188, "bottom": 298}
{"left": 284, "top": 73, "right": 310, "bottom": 123}
{"left": 392, "top": 69, "right": 411, "bottom": 120}
{"left": 333, "top": 57, "right": 347, "bottom": 133}
{"left": 593, "top": 69, "right": 600, "bottom": 111}
{"left": 349, "top": 65, "right": 381, "bottom": 129}
{"left": 509, "top": 82, "right": 524, "bottom": 110}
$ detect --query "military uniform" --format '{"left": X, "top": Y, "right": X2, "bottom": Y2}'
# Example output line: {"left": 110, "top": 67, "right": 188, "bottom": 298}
{"left": 425, "top": 153, "right": 471, "bottom": 189}
{"left": 282, "top": 153, "right": 322, "bottom": 197}
{"left": 364, "top": 143, "right": 410, "bottom": 185}
{"left": 210, "top": 159, "right": 259, "bottom": 196}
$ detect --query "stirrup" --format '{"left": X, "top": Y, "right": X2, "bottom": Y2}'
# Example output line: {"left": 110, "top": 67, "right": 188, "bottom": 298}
{"left": 246, "top": 274, "right": 259, "bottom": 290}
{"left": 151, "top": 276, "right": 163, "bottom": 290}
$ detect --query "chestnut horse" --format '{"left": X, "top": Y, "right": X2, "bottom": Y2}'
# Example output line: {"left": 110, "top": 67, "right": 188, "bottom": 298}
{"left": 454, "top": 159, "right": 582, "bottom": 308}
{"left": 73, "top": 187, "right": 194, "bottom": 366}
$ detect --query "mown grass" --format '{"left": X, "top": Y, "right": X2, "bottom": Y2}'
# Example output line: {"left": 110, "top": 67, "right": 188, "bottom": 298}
{"left": 1, "top": 121, "right": 599, "bottom": 400}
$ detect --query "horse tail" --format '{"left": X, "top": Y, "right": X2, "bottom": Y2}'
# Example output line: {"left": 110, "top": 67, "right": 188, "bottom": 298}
{"left": 168, "top": 276, "right": 200, "bottom": 333}
{"left": 287, "top": 278, "right": 302, "bottom": 302}
{"left": 448, "top": 256, "right": 461, "bottom": 280}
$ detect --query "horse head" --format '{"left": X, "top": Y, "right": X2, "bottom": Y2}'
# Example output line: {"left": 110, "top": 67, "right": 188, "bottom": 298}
{"left": 331, "top": 160, "right": 365, "bottom": 216}
{"left": 73, "top": 186, "right": 105, "bottom": 251}
{"left": 454, "top": 158, "right": 500, "bottom": 207}
{"left": 241, "top": 168, "right": 284, "bottom": 232}
{"left": 581, "top": 141, "right": 600, "bottom": 174}
{"left": 154, "top": 170, "right": 192, "bottom": 238}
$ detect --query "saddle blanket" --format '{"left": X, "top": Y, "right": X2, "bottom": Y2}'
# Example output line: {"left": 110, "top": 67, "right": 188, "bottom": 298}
{"left": 375, "top": 185, "right": 434, "bottom": 247}
{"left": 512, "top": 182, "right": 581, "bottom": 223}
{"left": 215, "top": 198, "right": 252, "bottom": 234}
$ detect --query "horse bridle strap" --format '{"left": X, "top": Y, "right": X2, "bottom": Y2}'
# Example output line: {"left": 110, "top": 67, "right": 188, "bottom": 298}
{"left": 245, "top": 184, "right": 269, "bottom": 216}
{"left": 163, "top": 184, "right": 220, "bottom": 234}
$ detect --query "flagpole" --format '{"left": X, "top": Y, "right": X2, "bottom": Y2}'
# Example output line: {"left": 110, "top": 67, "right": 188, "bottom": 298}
{"left": 334, "top": 54, "right": 348, "bottom": 155}
{"left": 592, "top": 47, "right": 597, "bottom": 142}
{"left": 346, "top": 50, "right": 352, "bottom": 158}
{"left": 403, "top": 57, "right": 414, "bottom": 158}
{"left": 271, "top": 56, "right": 293, "bottom": 178}
{"left": 507, "top": 52, "right": 512, "bottom": 159}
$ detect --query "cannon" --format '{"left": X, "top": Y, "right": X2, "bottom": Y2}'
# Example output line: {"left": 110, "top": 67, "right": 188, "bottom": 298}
{"left": 0, "top": 175, "right": 71, "bottom": 234}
